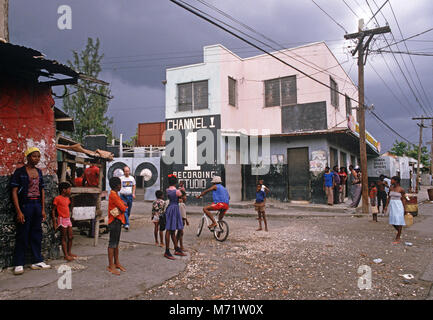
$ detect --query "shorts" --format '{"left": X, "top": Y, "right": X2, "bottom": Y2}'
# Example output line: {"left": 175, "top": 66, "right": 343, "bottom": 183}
{"left": 369, "top": 197, "right": 377, "bottom": 206}
{"left": 210, "top": 202, "right": 229, "bottom": 214}
{"left": 58, "top": 217, "right": 72, "bottom": 228}
{"left": 159, "top": 213, "right": 166, "bottom": 231}
{"left": 152, "top": 214, "right": 160, "bottom": 222}
{"left": 254, "top": 202, "right": 265, "bottom": 212}
{"left": 179, "top": 203, "right": 187, "bottom": 219}
{"left": 108, "top": 219, "right": 122, "bottom": 248}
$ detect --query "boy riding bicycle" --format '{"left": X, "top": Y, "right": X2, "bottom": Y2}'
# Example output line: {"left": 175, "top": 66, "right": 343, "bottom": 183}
{"left": 196, "top": 176, "right": 229, "bottom": 230}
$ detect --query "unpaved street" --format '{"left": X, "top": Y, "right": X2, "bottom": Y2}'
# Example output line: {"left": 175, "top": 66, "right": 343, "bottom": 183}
{"left": 135, "top": 203, "right": 433, "bottom": 300}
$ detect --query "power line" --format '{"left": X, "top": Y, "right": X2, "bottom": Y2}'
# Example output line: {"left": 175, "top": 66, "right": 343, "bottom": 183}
{"left": 368, "top": 110, "right": 416, "bottom": 146}
{"left": 372, "top": 49, "right": 433, "bottom": 56}
{"left": 365, "top": 0, "right": 389, "bottom": 26}
{"left": 170, "top": 0, "right": 362, "bottom": 107}
{"left": 388, "top": 0, "right": 433, "bottom": 113}
{"left": 342, "top": 0, "right": 360, "bottom": 18}
{"left": 311, "top": 0, "right": 348, "bottom": 33}
{"left": 192, "top": 0, "right": 356, "bottom": 88}
{"left": 169, "top": 0, "right": 410, "bottom": 147}
{"left": 375, "top": 27, "right": 433, "bottom": 51}
{"left": 366, "top": 0, "right": 432, "bottom": 116}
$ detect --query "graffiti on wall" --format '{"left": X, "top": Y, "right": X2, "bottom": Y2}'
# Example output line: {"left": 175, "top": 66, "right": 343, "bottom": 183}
{"left": 309, "top": 150, "right": 327, "bottom": 174}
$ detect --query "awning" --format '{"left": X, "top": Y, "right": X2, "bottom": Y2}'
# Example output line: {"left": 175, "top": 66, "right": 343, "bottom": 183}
{"left": 0, "top": 41, "right": 108, "bottom": 86}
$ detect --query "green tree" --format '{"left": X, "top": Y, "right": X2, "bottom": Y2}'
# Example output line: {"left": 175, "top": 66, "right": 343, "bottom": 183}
{"left": 63, "top": 38, "right": 113, "bottom": 143}
{"left": 389, "top": 140, "right": 431, "bottom": 171}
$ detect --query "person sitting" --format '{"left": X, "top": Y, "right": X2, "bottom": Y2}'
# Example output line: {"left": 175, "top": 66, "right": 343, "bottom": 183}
{"left": 195, "top": 176, "right": 230, "bottom": 230}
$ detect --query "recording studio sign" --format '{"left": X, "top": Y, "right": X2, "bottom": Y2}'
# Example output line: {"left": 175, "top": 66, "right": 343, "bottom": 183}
{"left": 164, "top": 115, "right": 222, "bottom": 199}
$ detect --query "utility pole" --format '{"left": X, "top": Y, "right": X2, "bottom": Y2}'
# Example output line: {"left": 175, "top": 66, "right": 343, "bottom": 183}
{"left": 412, "top": 117, "right": 433, "bottom": 192}
{"left": 344, "top": 19, "right": 391, "bottom": 213}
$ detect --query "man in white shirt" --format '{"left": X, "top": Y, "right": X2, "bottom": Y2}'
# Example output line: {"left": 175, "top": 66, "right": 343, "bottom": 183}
{"left": 119, "top": 166, "right": 136, "bottom": 230}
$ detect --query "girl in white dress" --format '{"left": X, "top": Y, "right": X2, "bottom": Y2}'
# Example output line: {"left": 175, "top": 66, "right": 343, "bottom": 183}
{"left": 384, "top": 176, "right": 408, "bottom": 244}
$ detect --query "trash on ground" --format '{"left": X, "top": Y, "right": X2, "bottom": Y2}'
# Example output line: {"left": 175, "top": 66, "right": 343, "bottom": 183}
{"left": 373, "top": 258, "right": 382, "bottom": 264}
{"left": 400, "top": 274, "right": 415, "bottom": 280}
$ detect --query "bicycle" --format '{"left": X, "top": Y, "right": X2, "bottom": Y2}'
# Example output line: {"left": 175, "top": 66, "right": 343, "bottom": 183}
{"left": 196, "top": 209, "right": 229, "bottom": 242}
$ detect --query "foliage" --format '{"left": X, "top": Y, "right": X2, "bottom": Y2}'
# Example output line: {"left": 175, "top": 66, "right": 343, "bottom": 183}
{"left": 389, "top": 140, "right": 430, "bottom": 171}
{"left": 63, "top": 38, "right": 113, "bottom": 143}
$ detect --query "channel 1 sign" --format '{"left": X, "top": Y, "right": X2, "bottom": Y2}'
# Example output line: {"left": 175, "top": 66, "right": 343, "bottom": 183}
{"left": 163, "top": 115, "right": 223, "bottom": 199}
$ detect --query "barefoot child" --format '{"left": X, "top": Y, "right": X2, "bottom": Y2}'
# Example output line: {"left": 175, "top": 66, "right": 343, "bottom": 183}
{"left": 177, "top": 186, "right": 189, "bottom": 252}
{"left": 52, "top": 182, "right": 76, "bottom": 261}
{"left": 152, "top": 190, "right": 165, "bottom": 247}
{"left": 254, "top": 183, "right": 268, "bottom": 231}
{"left": 107, "top": 177, "right": 128, "bottom": 275}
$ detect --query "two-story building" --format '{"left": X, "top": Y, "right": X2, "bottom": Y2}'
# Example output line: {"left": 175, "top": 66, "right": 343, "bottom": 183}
{"left": 163, "top": 42, "right": 380, "bottom": 204}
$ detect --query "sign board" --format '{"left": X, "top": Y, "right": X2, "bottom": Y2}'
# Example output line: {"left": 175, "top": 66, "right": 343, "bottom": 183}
{"left": 164, "top": 115, "right": 223, "bottom": 201}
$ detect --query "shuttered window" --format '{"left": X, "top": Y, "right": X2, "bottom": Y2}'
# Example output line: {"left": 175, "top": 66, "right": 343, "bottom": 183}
{"left": 265, "top": 75, "right": 296, "bottom": 107}
{"left": 345, "top": 95, "right": 352, "bottom": 116}
{"left": 330, "top": 77, "right": 339, "bottom": 108}
{"left": 177, "top": 80, "right": 208, "bottom": 112}
{"left": 228, "top": 77, "right": 236, "bottom": 106}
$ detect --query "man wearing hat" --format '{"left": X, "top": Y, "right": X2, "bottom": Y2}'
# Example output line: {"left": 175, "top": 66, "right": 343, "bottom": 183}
{"left": 196, "top": 175, "right": 230, "bottom": 229}
{"left": 9, "top": 147, "right": 51, "bottom": 275}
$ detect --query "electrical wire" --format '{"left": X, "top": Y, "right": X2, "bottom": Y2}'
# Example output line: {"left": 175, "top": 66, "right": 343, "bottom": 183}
{"left": 366, "top": 0, "right": 432, "bottom": 116}
{"left": 387, "top": 0, "right": 433, "bottom": 112}
{"left": 311, "top": 0, "right": 348, "bottom": 33}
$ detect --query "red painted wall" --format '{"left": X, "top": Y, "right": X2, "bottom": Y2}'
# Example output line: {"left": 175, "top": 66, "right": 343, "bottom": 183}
{"left": 0, "top": 81, "right": 56, "bottom": 176}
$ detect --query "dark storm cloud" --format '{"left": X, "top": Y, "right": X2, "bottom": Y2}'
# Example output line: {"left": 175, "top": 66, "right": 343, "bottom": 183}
{"left": 8, "top": 0, "right": 433, "bottom": 149}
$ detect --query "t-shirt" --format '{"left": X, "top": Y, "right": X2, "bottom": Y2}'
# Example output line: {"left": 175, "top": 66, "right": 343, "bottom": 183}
{"left": 212, "top": 184, "right": 229, "bottom": 204}
{"left": 333, "top": 171, "right": 340, "bottom": 185}
{"left": 152, "top": 199, "right": 165, "bottom": 216}
{"left": 53, "top": 195, "right": 71, "bottom": 218}
{"left": 369, "top": 187, "right": 377, "bottom": 199}
{"left": 120, "top": 175, "right": 136, "bottom": 195}
{"left": 324, "top": 172, "right": 334, "bottom": 187}
{"left": 256, "top": 190, "right": 266, "bottom": 203}
{"left": 74, "top": 177, "right": 83, "bottom": 187}
{"left": 108, "top": 190, "right": 127, "bottom": 225}
{"left": 84, "top": 166, "right": 100, "bottom": 187}
{"left": 338, "top": 172, "right": 347, "bottom": 185}
{"left": 384, "top": 178, "right": 391, "bottom": 193}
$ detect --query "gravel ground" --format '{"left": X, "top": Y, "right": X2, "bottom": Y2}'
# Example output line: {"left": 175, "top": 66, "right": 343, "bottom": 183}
{"left": 133, "top": 213, "right": 433, "bottom": 300}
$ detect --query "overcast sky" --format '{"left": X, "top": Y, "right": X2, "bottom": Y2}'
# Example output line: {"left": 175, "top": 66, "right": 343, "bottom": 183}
{"left": 9, "top": 0, "right": 433, "bottom": 152}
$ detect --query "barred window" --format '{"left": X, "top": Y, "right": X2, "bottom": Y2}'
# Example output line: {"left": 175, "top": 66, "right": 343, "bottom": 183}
{"left": 177, "top": 80, "right": 208, "bottom": 112}
{"left": 265, "top": 76, "right": 296, "bottom": 107}
{"left": 330, "top": 77, "right": 339, "bottom": 108}
{"left": 228, "top": 77, "right": 236, "bottom": 106}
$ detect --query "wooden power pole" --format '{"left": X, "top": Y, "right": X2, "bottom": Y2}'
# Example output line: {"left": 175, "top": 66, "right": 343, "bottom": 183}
{"left": 344, "top": 20, "right": 391, "bottom": 213}
{"left": 412, "top": 117, "right": 433, "bottom": 192}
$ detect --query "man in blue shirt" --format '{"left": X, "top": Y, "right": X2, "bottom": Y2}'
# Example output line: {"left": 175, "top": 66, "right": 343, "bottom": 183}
{"left": 196, "top": 176, "right": 229, "bottom": 229}
{"left": 323, "top": 167, "right": 334, "bottom": 206}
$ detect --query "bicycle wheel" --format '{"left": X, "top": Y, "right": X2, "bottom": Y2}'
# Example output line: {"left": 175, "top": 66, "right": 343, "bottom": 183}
{"left": 213, "top": 220, "right": 229, "bottom": 242}
{"left": 197, "top": 216, "right": 205, "bottom": 237}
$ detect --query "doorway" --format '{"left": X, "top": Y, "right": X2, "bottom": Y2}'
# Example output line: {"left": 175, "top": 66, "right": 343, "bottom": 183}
{"left": 287, "top": 147, "right": 310, "bottom": 201}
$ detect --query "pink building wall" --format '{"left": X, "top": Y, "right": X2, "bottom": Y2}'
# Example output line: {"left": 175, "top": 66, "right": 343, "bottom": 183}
{"left": 217, "top": 42, "right": 358, "bottom": 134}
